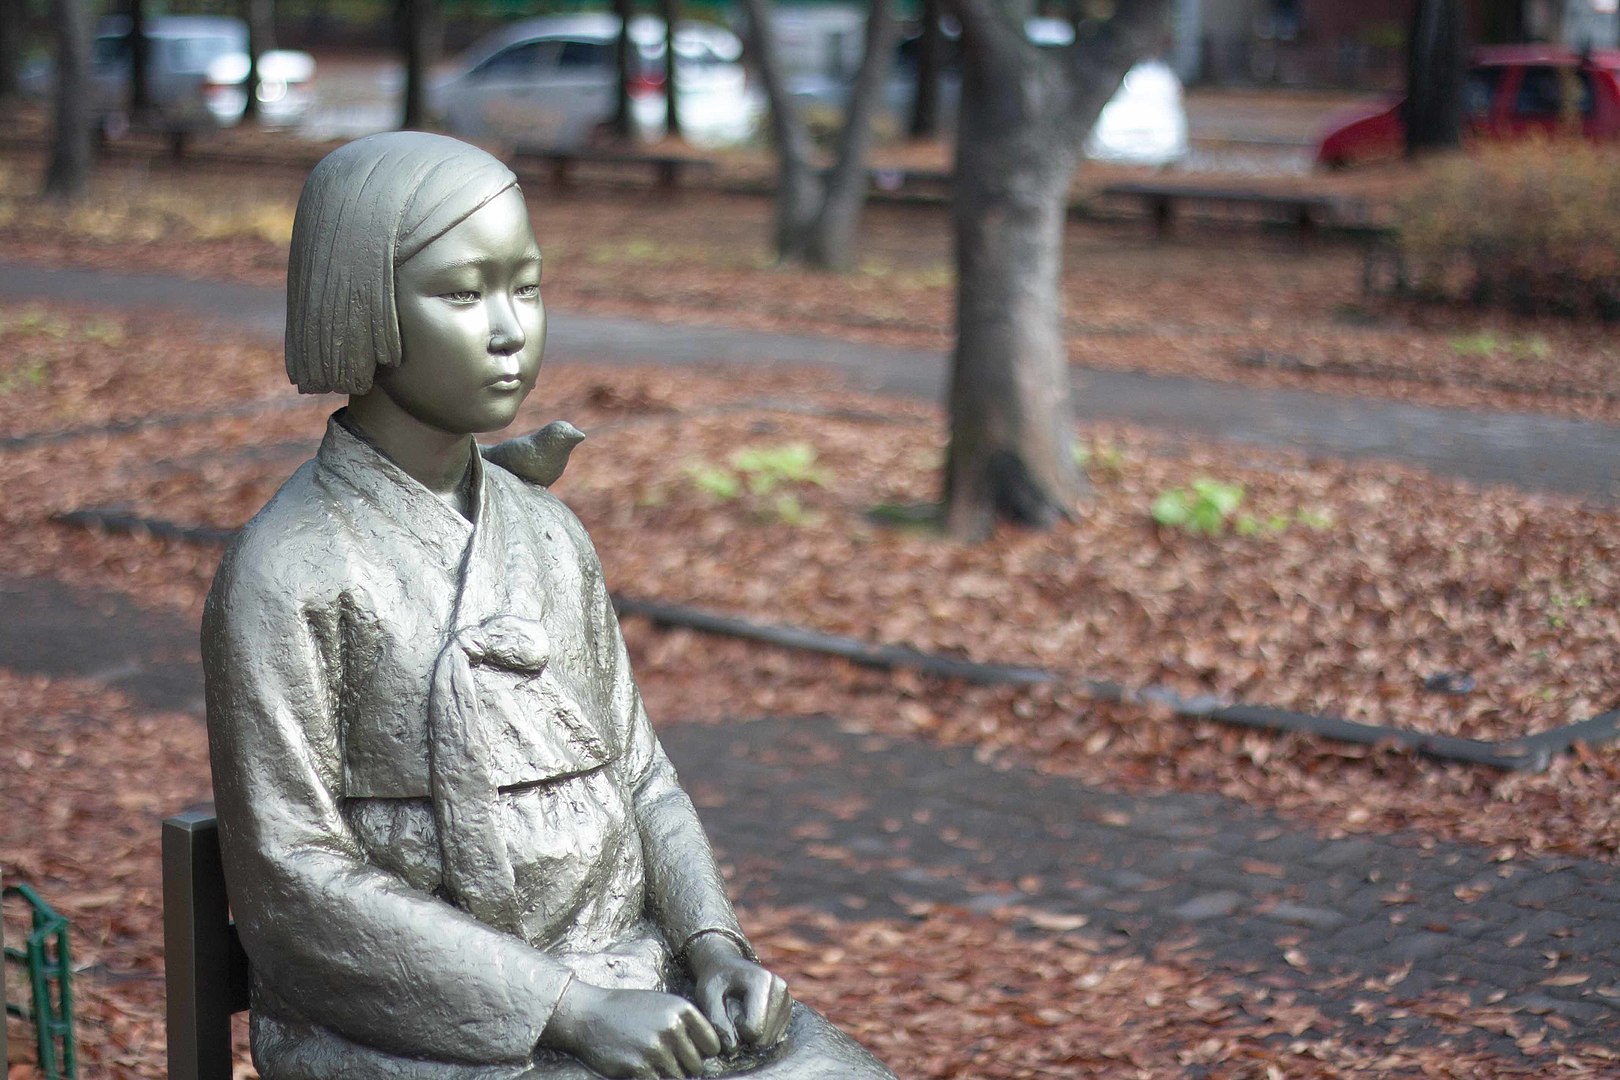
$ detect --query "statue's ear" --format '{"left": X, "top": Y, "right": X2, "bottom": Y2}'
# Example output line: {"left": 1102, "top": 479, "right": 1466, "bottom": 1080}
{"left": 480, "top": 421, "right": 586, "bottom": 488}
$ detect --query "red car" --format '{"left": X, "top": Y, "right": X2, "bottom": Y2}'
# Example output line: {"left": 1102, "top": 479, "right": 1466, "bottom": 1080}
{"left": 1316, "top": 45, "right": 1620, "bottom": 167}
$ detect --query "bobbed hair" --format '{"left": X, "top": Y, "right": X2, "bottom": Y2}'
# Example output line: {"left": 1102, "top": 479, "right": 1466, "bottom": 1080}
{"left": 285, "top": 131, "right": 520, "bottom": 395}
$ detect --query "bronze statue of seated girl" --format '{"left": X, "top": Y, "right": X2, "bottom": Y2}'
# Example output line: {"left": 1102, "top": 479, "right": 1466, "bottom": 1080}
{"left": 203, "top": 131, "right": 897, "bottom": 1080}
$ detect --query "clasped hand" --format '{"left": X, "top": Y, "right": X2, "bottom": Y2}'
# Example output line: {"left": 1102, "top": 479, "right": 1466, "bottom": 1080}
{"left": 542, "top": 935, "right": 791, "bottom": 1079}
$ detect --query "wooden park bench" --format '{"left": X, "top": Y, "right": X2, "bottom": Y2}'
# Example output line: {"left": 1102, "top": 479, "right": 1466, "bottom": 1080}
{"left": 163, "top": 811, "right": 249, "bottom": 1080}
{"left": 1097, "top": 180, "right": 1369, "bottom": 240}
{"left": 508, "top": 147, "right": 716, "bottom": 191}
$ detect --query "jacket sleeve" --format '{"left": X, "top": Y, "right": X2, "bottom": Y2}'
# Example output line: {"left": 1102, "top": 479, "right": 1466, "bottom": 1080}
{"left": 570, "top": 516, "right": 754, "bottom": 963}
{"left": 203, "top": 546, "right": 576, "bottom": 1066}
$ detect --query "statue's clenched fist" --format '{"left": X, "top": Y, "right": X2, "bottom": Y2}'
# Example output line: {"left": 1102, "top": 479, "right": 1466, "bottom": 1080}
{"left": 685, "top": 933, "right": 793, "bottom": 1054}
{"left": 543, "top": 982, "right": 722, "bottom": 1079}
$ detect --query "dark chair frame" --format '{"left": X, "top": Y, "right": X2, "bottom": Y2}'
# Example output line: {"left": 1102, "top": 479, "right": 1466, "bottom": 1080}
{"left": 163, "top": 811, "right": 250, "bottom": 1080}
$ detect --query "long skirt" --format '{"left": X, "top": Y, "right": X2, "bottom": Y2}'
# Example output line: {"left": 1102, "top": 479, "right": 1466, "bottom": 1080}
{"left": 252, "top": 1000, "right": 897, "bottom": 1079}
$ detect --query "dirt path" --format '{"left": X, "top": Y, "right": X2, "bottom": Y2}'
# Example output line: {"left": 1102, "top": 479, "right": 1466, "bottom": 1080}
{"left": 2, "top": 259, "right": 1617, "bottom": 503}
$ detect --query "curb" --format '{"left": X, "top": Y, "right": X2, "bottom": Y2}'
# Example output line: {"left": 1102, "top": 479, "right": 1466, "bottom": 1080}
{"left": 50, "top": 507, "right": 1620, "bottom": 773}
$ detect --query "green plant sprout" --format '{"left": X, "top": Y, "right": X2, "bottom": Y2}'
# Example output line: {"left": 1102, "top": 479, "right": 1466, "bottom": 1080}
{"left": 0, "top": 305, "right": 123, "bottom": 345}
{"left": 730, "top": 443, "right": 828, "bottom": 494}
{"left": 686, "top": 464, "right": 742, "bottom": 500}
{"left": 1447, "top": 332, "right": 1551, "bottom": 361}
{"left": 1153, "top": 478, "right": 1334, "bottom": 537}
{"left": 1545, "top": 589, "right": 1593, "bottom": 629}
{"left": 685, "top": 443, "right": 828, "bottom": 523}
{"left": 0, "top": 358, "right": 48, "bottom": 395}
{"left": 585, "top": 237, "right": 685, "bottom": 267}
{"left": 1073, "top": 437, "right": 1125, "bottom": 480}
{"left": 1152, "top": 478, "right": 1245, "bottom": 535}
{"left": 1448, "top": 331, "right": 1499, "bottom": 357}
{"left": 1234, "top": 512, "right": 1291, "bottom": 537}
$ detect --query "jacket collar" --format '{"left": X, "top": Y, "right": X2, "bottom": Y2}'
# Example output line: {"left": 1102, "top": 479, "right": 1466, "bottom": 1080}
{"left": 316, "top": 410, "right": 485, "bottom": 565}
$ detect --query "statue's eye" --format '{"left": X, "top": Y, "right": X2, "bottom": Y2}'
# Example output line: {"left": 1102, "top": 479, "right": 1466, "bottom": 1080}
{"left": 442, "top": 290, "right": 480, "bottom": 304}
{"left": 515, "top": 284, "right": 539, "bottom": 300}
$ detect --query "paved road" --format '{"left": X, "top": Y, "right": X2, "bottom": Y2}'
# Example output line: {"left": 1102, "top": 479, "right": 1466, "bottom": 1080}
{"left": 3, "top": 259, "right": 1617, "bottom": 503}
{"left": 3, "top": 575, "right": 1616, "bottom": 1061}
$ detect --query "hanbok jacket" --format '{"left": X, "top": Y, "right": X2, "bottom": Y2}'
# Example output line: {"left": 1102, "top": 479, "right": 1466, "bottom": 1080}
{"left": 204, "top": 417, "right": 892, "bottom": 1079}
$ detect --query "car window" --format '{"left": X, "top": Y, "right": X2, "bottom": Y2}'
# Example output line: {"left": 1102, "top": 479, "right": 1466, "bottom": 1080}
{"left": 556, "top": 40, "right": 610, "bottom": 70}
{"left": 161, "top": 34, "right": 237, "bottom": 72}
{"left": 469, "top": 40, "right": 556, "bottom": 80}
{"left": 1514, "top": 65, "right": 1593, "bottom": 117}
{"left": 1464, "top": 66, "right": 1502, "bottom": 118}
{"left": 92, "top": 34, "right": 130, "bottom": 68}
{"left": 676, "top": 41, "right": 727, "bottom": 68}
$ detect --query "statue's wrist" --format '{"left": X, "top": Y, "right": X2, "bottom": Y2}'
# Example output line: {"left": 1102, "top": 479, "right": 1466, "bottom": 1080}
{"left": 683, "top": 930, "right": 746, "bottom": 976}
{"left": 539, "top": 977, "right": 598, "bottom": 1054}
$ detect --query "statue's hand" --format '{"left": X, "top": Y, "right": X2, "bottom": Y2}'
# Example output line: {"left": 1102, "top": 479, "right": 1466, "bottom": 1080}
{"left": 542, "top": 981, "right": 720, "bottom": 1079}
{"left": 685, "top": 934, "right": 792, "bottom": 1054}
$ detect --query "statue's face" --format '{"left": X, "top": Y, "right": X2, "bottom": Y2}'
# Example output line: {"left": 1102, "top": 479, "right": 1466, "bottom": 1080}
{"left": 381, "top": 186, "right": 545, "bottom": 436}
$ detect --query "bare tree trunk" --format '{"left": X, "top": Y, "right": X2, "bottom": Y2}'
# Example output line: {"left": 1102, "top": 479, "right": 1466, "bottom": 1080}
{"left": 46, "top": 0, "right": 92, "bottom": 198}
{"left": 807, "top": 0, "right": 896, "bottom": 269}
{"left": 739, "top": 0, "right": 823, "bottom": 260}
{"left": 909, "top": 0, "right": 945, "bottom": 138}
{"left": 1406, "top": 0, "right": 1466, "bottom": 155}
{"left": 399, "top": 0, "right": 437, "bottom": 129}
{"left": 941, "top": 0, "right": 1169, "bottom": 538}
{"left": 741, "top": 0, "right": 895, "bottom": 271}
{"left": 659, "top": 0, "right": 681, "bottom": 139}
{"left": 125, "top": 0, "right": 151, "bottom": 116}
{"left": 612, "top": 0, "right": 635, "bottom": 139}
{"left": 1478, "top": 0, "right": 1526, "bottom": 44}
{"left": 944, "top": 57, "right": 1083, "bottom": 536}
{"left": 242, "top": 0, "right": 276, "bottom": 122}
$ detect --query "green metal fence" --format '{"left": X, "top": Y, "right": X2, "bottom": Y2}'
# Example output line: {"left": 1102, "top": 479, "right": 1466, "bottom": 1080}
{"left": 4, "top": 883, "right": 77, "bottom": 1080}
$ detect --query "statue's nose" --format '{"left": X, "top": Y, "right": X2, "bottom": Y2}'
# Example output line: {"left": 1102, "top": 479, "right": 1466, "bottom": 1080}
{"left": 488, "top": 295, "right": 525, "bottom": 355}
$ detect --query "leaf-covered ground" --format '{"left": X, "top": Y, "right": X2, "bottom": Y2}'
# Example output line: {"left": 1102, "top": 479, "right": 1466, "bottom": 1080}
{"left": 2, "top": 303, "right": 1616, "bottom": 855}
{"left": 5, "top": 146, "right": 1620, "bottom": 1076}
{"left": 15, "top": 669, "right": 1616, "bottom": 1078}
{"left": 3, "top": 146, "right": 1619, "bottom": 422}
{"left": 4, "top": 299, "right": 1620, "bottom": 1076}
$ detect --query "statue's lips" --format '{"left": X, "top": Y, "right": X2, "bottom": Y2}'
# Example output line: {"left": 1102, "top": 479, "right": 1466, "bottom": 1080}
{"left": 485, "top": 375, "right": 523, "bottom": 390}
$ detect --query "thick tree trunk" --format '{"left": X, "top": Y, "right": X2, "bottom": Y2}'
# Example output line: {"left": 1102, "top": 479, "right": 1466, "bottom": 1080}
{"left": 660, "top": 0, "right": 681, "bottom": 138}
{"left": 241, "top": 0, "right": 276, "bottom": 122}
{"left": 1406, "top": 0, "right": 1466, "bottom": 155}
{"left": 944, "top": 80, "right": 1084, "bottom": 538}
{"left": 46, "top": 0, "right": 92, "bottom": 198}
{"left": 941, "top": 0, "right": 1169, "bottom": 539}
{"left": 399, "top": 0, "right": 437, "bottom": 129}
{"left": 909, "top": 0, "right": 946, "bottom": 138}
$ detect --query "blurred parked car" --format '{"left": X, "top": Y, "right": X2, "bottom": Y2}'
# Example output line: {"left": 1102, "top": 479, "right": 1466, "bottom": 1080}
{"left": 1315, "top": 45, "right": 1620, "bottom": 167}
{"left": 21, "top": 15, "right": 315, "bottom": 135}
{"left": 432, "top": 15, "right": 762, "bottom": 150}
{"left": 784, "top": 17, "right": 1189, "bottom": 166}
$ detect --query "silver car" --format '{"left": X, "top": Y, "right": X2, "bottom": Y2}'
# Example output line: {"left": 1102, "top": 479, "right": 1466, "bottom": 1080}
{"left": 433, "top": 14, "right": 762, "bottom": 150}
{"left": 785, "top": 16, "right": 1189, "bottom": 166}
{"left": 23, "top": 15, "right": 315, "bottom": 134}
